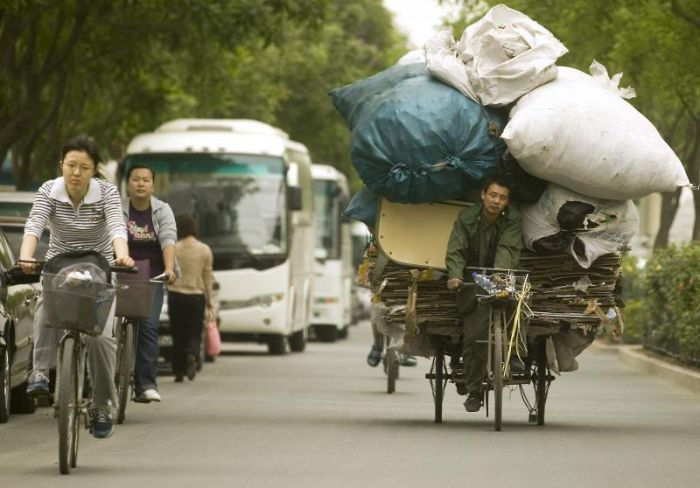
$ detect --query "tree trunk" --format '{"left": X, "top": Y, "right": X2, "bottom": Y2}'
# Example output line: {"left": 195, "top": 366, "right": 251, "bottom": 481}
{"left": 653, "top": 188, "right": 683, "bottom": 250}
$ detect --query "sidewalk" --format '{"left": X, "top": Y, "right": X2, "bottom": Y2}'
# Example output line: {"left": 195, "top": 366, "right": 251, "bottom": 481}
{"left": 594, "top": 341, "right": 700, "bottom": 395}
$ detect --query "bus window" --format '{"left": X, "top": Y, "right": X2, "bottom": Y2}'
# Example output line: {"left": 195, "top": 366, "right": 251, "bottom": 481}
{"left": 123, "top": 153, "right": 288, "bottom": 271}
{"left": 313, "top": 180, "right": 341, "bottom": 260}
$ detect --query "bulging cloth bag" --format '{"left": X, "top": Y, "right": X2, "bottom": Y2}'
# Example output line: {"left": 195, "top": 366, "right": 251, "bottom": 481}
{"left": 522, "top": 184, "right": 638, "bottom": 269}
{"left": 502, "top": 62, "right": 689, "bottom": 200}
{"left": 426, "top": 4, "right": 568, "bottom": 106}
{"left": 330, "top": 63, "right": 506, "bottom": 204}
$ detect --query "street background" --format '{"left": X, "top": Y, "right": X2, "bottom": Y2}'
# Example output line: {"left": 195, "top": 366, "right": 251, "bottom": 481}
{"left": 1, "top": 321, "right": 699, "bottom": 487}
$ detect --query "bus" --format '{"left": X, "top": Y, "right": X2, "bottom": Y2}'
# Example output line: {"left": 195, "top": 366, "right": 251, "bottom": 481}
{"left": 310, "top": 164, "right": 352, "bottom": 342}
{"left": 122, "top": 119, "right": 315, "bottom": 355}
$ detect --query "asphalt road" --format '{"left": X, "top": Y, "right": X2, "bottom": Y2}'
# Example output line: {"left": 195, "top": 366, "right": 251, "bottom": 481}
{"left": 1, "top": 321, "right": 699, "bottom": 487}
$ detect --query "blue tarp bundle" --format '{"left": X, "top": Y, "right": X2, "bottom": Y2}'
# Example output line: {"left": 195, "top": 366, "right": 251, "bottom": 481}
{"left": 331, "top": 63, "right": 507, "bottom": 210}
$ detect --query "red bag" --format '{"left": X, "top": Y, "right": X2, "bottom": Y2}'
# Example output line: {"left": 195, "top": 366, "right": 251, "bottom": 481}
{"left": 205, "top": 319, "right": 221, "bottom": 357}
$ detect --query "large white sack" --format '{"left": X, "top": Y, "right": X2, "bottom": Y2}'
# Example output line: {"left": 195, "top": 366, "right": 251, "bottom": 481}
{"left": 424, "top": 30, "right": 479, "bottom": 101}
{"left": 502, "top": 63, "right": 690, "bottom": 200}
{"left": 522, "top": 184, "right": 638, "bottom": 269}
{"left": 455, "top": 4, "right": 568, "bottom": 106}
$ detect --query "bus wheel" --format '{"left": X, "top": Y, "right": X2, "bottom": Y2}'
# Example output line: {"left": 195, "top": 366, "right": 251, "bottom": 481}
{"left": 316, "top": 326, "right": 338, "bottom": 343}
{"left": 289, "top": 328, "right": 307, "bottom": 353}
{"left": 267, "top": 335, "right": 288, "bottom": 355}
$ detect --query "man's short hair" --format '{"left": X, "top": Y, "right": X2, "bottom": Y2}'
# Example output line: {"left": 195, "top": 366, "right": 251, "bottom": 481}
{"left": 481, "top": 175, "right": 512, "bottom": 193}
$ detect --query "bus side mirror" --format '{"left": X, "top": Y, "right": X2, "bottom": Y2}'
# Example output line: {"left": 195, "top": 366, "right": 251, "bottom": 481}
{"left": 288, "top": 186, "right": 303, "bottom": 211}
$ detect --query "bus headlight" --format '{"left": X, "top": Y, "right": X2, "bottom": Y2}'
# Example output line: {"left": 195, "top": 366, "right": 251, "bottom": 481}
{"left": 220, "top": 293, "right": 285, "bottom": 310}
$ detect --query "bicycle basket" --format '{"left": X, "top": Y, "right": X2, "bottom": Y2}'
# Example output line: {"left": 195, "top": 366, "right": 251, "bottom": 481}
{"left": 42, "top": 272, "right": 116, "bottom": 336}
{"left": 465, "top": 267, "right": 531, "bottom": 301}
{"left": 115, "top": 280, "right": 158, "bottom": 319}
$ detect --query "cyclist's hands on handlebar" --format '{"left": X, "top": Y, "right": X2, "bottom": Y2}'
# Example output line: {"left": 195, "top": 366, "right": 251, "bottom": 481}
{"left": 447, "top": 278, "right": 463, "bottom": 290}
{"left": 18, "top": 257, "right": 40, "bottom": 274}
{"left": 114, "top": 255, "right": 135, "bottom": 268}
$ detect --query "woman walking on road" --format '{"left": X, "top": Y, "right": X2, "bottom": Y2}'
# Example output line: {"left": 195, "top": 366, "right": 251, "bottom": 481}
{"left": 20, "top": 134, "right": 134, "bottom": 439}
{"left": 168, "top": 215, "right": 213, "bottom": 382}
{"left": 123, "top": 165, "right": 177, "bottom": 403}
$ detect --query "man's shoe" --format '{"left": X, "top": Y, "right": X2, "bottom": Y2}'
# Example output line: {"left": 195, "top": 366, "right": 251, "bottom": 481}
{"left": 399, "top": 355, "right": 417, "bottom": 367}
{"left": 186, "top": 355, "right": 197, "bottom": 381}
{"left": 133, "top": 388, "right": 161, "bottom": 403}
{"left": 509, "top": 356, "right": 526, "bottom": 375}
{"left": 366, "top": 344, "right": 382, "bottom": 367}
{"left": 174, "top": 375, "right": 184, "bottom": 383}
{"left": 464, "top": 392, "right": 482, "bottom": 412}
{"left": 455, "top": 383, "right": 468, "bottom": 396}
{"left": 90, "top": 408, "right": 114, "bottom": 439}
{"left": 26, "top": 370, "right": 50, "bottom": 398}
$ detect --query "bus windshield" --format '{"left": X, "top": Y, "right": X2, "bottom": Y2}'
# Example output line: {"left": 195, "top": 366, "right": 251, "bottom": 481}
{"left": 313, "top": 180, "right": 341, "bottom": 260}
{"left": 123, "top": 153, "right": 288, "bottom": 270}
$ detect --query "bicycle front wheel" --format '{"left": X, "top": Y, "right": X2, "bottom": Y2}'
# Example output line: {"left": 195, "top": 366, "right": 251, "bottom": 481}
{"left": 58, "top": 336, "right": 79, "bottom": 474}
{"left": 116, "top": 320, "right": 135, "bottom": 424}
{"left": 386, "top": 349, "right": 398, "bottom": 394}
{"left": 493, "top": 311, "right": 504, "bottom": 432}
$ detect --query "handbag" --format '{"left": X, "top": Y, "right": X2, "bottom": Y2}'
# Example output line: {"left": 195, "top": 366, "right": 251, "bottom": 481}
{"left": 205, "top": 319, "right": 221, "bottom": 357}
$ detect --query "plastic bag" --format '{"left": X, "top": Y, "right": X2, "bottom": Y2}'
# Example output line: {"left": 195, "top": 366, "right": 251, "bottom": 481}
{"left": 343, "top": 187, "right": 379, "bottom": 230}
{"left": 522, "top": 185, "right": 639, "bottom": 268}
{"left": 330, "top": 63, "right": 506, "bottom": 203}
{"left": 502, "top": 63, "right": 690, "bottom": 199}
{"left": 205, "top": 320, "right": 221, "bottom": 357}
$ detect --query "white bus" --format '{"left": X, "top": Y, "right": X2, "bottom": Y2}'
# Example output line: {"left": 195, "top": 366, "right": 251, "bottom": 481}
{"left": 310, "top": 164, "right": 353, "bottom": 342}
{"left": 123, "top": 119, "right": 315, "bottom": 354}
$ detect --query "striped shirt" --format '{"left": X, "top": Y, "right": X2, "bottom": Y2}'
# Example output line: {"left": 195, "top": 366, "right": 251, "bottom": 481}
{"left": 24, "top": 177, "right": 128, "bottom": 263}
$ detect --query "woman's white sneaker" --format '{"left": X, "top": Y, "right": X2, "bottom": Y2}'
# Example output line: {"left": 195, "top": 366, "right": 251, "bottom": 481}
{"left": 133, "top": 388, "right": 161, "bottom": 403}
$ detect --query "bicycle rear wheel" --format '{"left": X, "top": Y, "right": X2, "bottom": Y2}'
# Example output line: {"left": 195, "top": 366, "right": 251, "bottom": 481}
{"left": 493, "top": 311, "right": 504, "bottom": 432}
{"left": 535, "top": 340, "right": 548, "bottom": 426}
{"left": 116, "top": 320, "right": 135, "bottom": 424}
{"left": 58, "top": 337, "right": 79, "bottom": 474}
{"left": 433, "top": 353, "right": 445, "bottom": 423}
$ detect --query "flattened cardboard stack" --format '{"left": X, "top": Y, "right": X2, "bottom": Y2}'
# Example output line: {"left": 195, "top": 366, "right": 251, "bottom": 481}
{"left": 519, "top": 250, "right": 622, "bottom": 335}
{"left": 375, "top": 250, "right": 622, "bottom": 337}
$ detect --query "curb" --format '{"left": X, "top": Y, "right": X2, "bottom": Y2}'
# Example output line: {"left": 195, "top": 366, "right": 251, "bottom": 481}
{"left": 595, "top": 342, "right": 700, "bottom": 395}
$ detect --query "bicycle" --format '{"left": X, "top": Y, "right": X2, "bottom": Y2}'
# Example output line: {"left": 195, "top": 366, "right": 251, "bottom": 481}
{"left": 22, "top": 252, "right": 134, "bottom": 474}
{"left": 427, "top": 267, "right": 553, "bottom": 431}
{"left": 114, "top": 272, "right": 165, "bottom": 424}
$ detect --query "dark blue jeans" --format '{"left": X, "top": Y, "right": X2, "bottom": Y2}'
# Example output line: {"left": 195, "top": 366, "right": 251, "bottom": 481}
{"left": 134, "top": 282, "right": 164, "bottom": 394}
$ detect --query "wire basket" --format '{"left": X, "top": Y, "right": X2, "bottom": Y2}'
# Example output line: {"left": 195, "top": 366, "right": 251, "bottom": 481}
{"left": 464, "top": 267, "right": 531, "bottom": 301}
{"left": 115, "top": 280, "right": 158, "bottom": 319}
{"left": 42, "top": 273, "right": 116, "bottom": 336}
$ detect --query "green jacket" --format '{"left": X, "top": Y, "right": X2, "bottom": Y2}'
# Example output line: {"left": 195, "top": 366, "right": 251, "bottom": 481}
{"left": 445, "top": 204, "right": 523, "bottom": 279}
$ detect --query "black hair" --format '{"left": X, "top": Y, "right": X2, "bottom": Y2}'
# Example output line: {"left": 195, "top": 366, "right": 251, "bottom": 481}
{"left": 175, "top": 214, "right": 198, "bottom": 239}
{"left": 126, "top": 164, "right": 156, "bottom": 182}
{"left": 481, "top": 174, "right": 512, "bottom": 193}
{"left": 60, "top": 134, "right": 105, "bottom": 179}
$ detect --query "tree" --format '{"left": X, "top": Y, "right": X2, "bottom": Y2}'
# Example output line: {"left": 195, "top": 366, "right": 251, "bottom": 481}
{"left": 0, "top": 0, "right": 329, "bottom": 188}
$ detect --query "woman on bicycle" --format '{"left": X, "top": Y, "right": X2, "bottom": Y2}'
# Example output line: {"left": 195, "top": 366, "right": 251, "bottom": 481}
{"left": 122, "top": 164, "right": 177, "bottom": 403}
{"left": 20, "top": 134, "right": 134, "bottom": 439}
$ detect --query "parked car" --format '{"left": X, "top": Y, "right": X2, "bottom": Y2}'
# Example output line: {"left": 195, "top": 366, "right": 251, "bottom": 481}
{"left": 0, "top": 191, "right": 49, "bottom": 260}
{"left": 0, "top": 227, "right": 38, "bottom": 422}
{"left": 0, "top": 191, "right": 35, "bottom": 218}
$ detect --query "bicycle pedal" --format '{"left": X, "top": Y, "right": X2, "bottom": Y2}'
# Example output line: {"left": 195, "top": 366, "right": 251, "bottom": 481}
{"left": 528, "top": 412, "right": 537, "bottom": 423}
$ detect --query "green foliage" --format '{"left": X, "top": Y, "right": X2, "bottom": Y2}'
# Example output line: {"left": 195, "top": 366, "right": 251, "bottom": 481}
{"left": 0, "top": 0, "right": 404, "bottom": 192}
{"left": 641, "top": 244, "right": 700, "bottom": 365}
{"left": 618, "top": 255, "right": 646, "bottom": 344}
